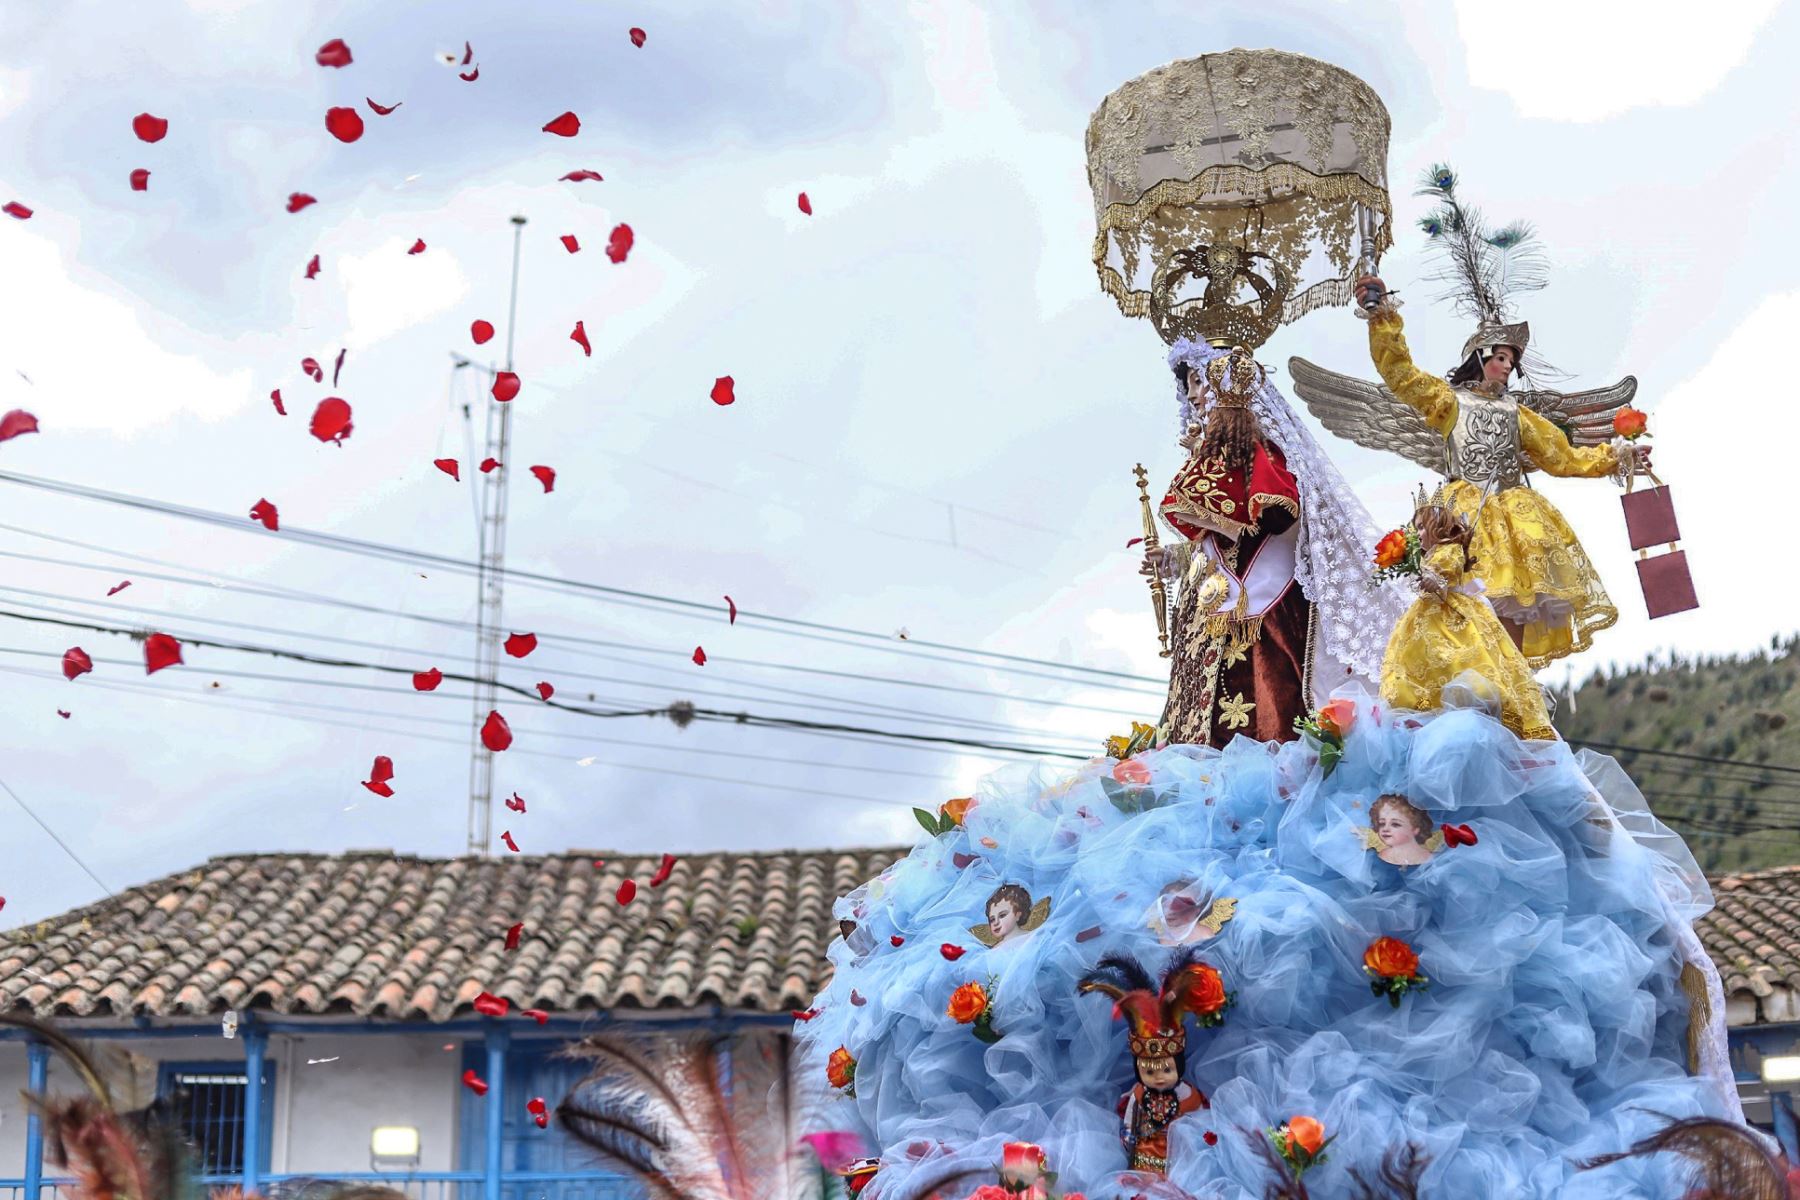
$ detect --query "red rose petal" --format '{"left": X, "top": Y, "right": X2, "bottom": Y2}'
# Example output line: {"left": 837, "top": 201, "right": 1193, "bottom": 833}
{"left": 325, "top": 107, "right": 364, "bottom": 143}
{"left": 1126, "top": 536, "right": 1144, "bottom": 549}
{"left": 504, "top": 922, "right": 524, "bottom": 950}
{"left": 434, "top": 457, "right": 461, "bottom": 481}
{"left": 560, "top": 234, "right": 579, "bottom": 253}
{"left": 501, "top": 830, "right": 519, "bottom": 853}
{"left": 332, "top": 347, "right": 347, "bottom": 386}
{"left": 535, "top": 681, "right": 554, "bottom": 700}
{"left": 367, "top": 97, "right": 402, "bottom": 116}
{"left": 629, "top": 27, "right": 646, "bottom": 47}
{"left": 492, "top": 372, "right": 520, "bottom": 402}
{"left": 526, "top": 1096, "right": 547, "bottom": 1115}
{"left": 522, "top": 1008, "right": 548, "bottom": 1025}
{"left": 132, "top": 113, "right": 169, "bottom": 143}
{"left": 56, "top": 710, "right": 70, "bottom": 719}
{"left": 462, "top": 40, "right": 474, "bottom": 65}
{"left": 474, "top": 991, "right": 509, "bottom": 1017}
{"left": 504, "top": 632, "right": 537, "bottom": 658}
{"left": 130, "top": 169, "right": 150, "bottom": 192}
{"left": 615, "top": 879, "right": 637, "bottom": 905}
{"left": 459, "top": 66, "right": 480, "bottom": 82}
{"left": 792, "top": 1008, "right": 820, "bottom": 1022}
{"left": 470, "top": 319, "right": 495, "bottom": 345}
{"left": 480, "top": 710, "right": 512, "bottom": 751}
{"left": 504, "top": 791, "right": 526, "bottom": 813}
{"left": 1203, "top": 1130, "right": 1219, "bottom": 1146}
{"left": 3, "top": 202, "right": 32, "bottom": 220}
{"left": 569, "top": 320, "right": 591, "bottom": 356}
{"left": 648, "top": 852, "right": 677, "bottom": 888}
{"left": 479, "top": 457, "right": 500, "bottom": 473}
{"left": 315, "top": 39, "right": 353, "bottom": 68}
{"left": 604, "top": 223, "right": 633, "bottom": 264}
{"left": 305, "top": 254, "right": 321, "bottom": 279}
{"left": 798, "top": 192, "right": 812, "bottom": 215}
{"left": 710, "top": 376, "right": 735, "bottom": 406}
{"left": 533, "top": 1113, "right": 547, "bottom": 1129}
{"left": 692, "top": 646, "right": 706, "bottom": 665}
{"left": 407, "top": 238, "right": 426, "bottom": 255}
{"left": 286, "top": 193, "right": 317, "bottom": 213}
{"left": 362, "top": 754, "right": 395, "bottom": 797}
{"left": 270, "top": 388, "right": 286, "bottom": 415}
{"left": 559, "top": 169, "right": 602, "bottom": 182}
{"left": 462, "top": 1068, "right": 488, "bottom": 1096}
{"left": 724, "top": 595, "right": 737, "bottom": 624}
{"left": 939, "top": 943, "right": 966, "bottom": 961}
{"left": 309, "top": 397, "right": 353, "bottom": 443}
{"left": 542, "top": 111, "right": 581, "bottom": 138}
{"left": 891, "top": 935, "right": 905, "bottom": 947}
{"left": 0, "top": 410, "right": 39, "bottom": 442}
{"left": 528, "top": 465, "right": 555, "bottom": 493}
{"left": 302, "top": 356, "right": 323, "bottom": 382}
{"left": 144, "top": 632, "right": 182, "bottom": 674}
{"left": 412, "top": 667, "right": 443, "bottom": 691}
{"left": 106, "top": 581, "right": 131, "bottom": 596}
{"left": 61, "top": 647, "right": 93, "bottom": 681}
{"left": 249, "top": 498, "right": 279, "bottom": 530}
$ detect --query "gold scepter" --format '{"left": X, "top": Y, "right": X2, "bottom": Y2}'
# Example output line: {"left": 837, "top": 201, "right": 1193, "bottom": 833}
{"left": 1133, "top": 464, "right": 1172, "bottom": 658}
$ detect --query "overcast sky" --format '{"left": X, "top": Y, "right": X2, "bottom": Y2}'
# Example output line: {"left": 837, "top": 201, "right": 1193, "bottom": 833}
{"left": 1, "top": 0, "right": 1794, "bottom": 927}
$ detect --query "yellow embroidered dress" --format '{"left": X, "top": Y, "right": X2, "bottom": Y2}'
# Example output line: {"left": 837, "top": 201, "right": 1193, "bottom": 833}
{"left": 1367, "top": 310, "right": 1619, "bottom": 666}
{"left": 1381, "top": 539, "right": 1555, "bottom": 741}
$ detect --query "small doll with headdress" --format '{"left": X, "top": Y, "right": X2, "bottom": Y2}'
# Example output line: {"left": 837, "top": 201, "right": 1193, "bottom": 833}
{"left": 1380, "top": 488, "right": 1556, "bottom": 741}
{"left": 1077, "top": 948, "right": 1229, "bottom": 1177}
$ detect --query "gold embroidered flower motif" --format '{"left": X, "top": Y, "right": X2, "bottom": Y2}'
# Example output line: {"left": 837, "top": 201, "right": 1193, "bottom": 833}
{"left": 1218, "top": 692, "right": 1255, "bottom": 730}
{"left": 1221, "top": 640, "right": 1249, "bottom": 668}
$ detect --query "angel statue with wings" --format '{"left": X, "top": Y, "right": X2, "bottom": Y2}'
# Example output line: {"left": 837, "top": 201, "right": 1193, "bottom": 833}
{"left": 1290, "top": 166, "right": 1653, "bottom": 668}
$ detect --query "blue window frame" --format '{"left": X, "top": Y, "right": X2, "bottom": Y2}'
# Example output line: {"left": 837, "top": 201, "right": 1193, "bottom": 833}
{"left": 457, "top": 1040, "right": 640, "bottom": 1195}
{"left": 157, "top": 1058, "right": 276, "bottom": 1174}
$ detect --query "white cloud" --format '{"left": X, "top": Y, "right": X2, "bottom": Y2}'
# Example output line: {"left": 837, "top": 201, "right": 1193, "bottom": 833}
{"left": 336, "top": 237, "right": 472, "bottom": 348}
{"left": 1454, "top": 0, "right": 1780, "bottom": 120}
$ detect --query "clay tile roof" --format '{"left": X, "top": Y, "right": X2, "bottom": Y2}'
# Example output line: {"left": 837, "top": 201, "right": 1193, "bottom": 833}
{"left": 1701, "top": 865, "right": 1800, "bottom": 1017}
{"left": 0, "top": 847, "right": 902, "bottom": 1022}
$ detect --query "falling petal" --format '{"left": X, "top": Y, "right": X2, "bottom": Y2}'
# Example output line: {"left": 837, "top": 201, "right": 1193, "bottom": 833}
{"left": 939, "top": 943, "right": 966, "bottom": 961}
{"left": 1126, "top": 536, "right": 1144, "bottom": 549}
{"left": 302, "top": 357, "right": 323, "bottom": 382}
{"left": 412, "top": 667, "right": 443, "bottom": 691}
{"left": 500, "top": 831, "right": 519, "bottom": 853}
{"left": 526, "top": 1096, "right": 547, "bottom": 1115}
{"left": 332, "top": 347, "right": 347, "bottom": 386}
{"left": 61, "top": 647, "right": 93, "bottom": 681}
{"left": 692, "top": 646, "right": 706, "bottom": 666}
{"left": 367, "top": 97, "right": 402, "bottom": 115}
{"left": 132, "top": 113, "right": 169, "bottom": 143}
{"left": 542, "top": 111, "right": 581, "bottom": 137}
{"left": 648, "top": 852, "right": 677, "bottom": 887}
{"left": 56, "top": 710, "right": 69, "bottom": 719}
{"left": 433, "top": 458, "right": 460, "bottom": 481}
{"left": 492, "top": 372, "right": 520, "bottom": 402}
{"left": 144, "top": 632, "right": 183, "bottom": 674}
{"left": 309, "top": 397, "right": 353, "bottom": 443}
{"left": 106, "top": 581, "right": 131, "bottom": 596}
{"left": 474, "top": 991, "right": 510, "bottom": 1016}
{"left": 315, "top": 39, "right": 353, "bottom": 68}
{"left": 535, "top": 681, "right": 554, "bottom": 700}
{"left": 522, "top": 1008, "right": 548, "bottom": 1024}
{"left": 615, "top": 879, "right": 637, "bottom": 905}
{"left": 505, "top": 923, "right": 523, "bottom": 950}
{"left": 270, "top": 389, "right": 286, "bottom": 415}
{"left": 0, "top": 410, "right": 40, "bottom": 441}
{"left": 459, "top": 65, "right": 480, "bottom": 82}
{"left": 479, "top": 457, "right": 499, "bottom": 473}
{"left": 559, "top": 234, "right": 579, "bottom": 253}
{"left": 629, "top": 27, "right": 646, "bottom": 47}
{"left": 725, "top": 595, "right": 737, "bottom": 624}
{"left": 407, "top": 238, "right": 426, "bottom": 255}
{"left": 470, "top": 319, "right": 495, "bottom": 345}
{"left": 129, "top": 169, "right": 150, "bottom": 192}
{"left": 3, "top": 202, "right": 32, "bottom": 220}
{"left": 533, "top": 1113, "right": 547, "bottom": 1129}
{"left": 481, "top": 710, "right": 512, "bottom": 751}
{"left": 504, "top": 792, "right": 526, "bottom": 813}
{"left": 559, "top": 169, "right": 602, "bottom": 182}
{"left": 528, "top": 465, "right": 555, "bottom": 492}
{"left": 249, "top": 498, "right": 279, "bottom": 530}
{"left": 504, "top": 632, "right": 537, "bottom": 658}
{"left": 604, "top": 223, "right": 633, "bottom": 263}
{"left": 462, "top": 1068, "right": 488, "bottom": 1096}
{"left": 304, "top": 254, "right": 321, "bottom": 279}
{"left": 462, "top": 40, "right": 474, "bottom": 65}
{"left": 362, "top": 755, "right": 395, "bottom": 797}
{"left": 710, "top": 376, "right": 735, "bottom": 406}
{"left": 325, "top": 107, "right": 364, "bottom": 143}
{"left": 569, "top": 320, "right": 590, "bottom": 356}
{"left": 798, "top": 192, "right": 812, "bottom": 215}
{"left": 286, "top": 193, "right": 317, "bottom": 213}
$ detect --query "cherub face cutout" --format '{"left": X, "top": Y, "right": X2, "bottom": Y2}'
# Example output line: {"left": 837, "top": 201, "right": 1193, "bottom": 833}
{"left": 971, "top": 882, "right": 1051, "bottom": 947}
{"left": 1145, "top": 878, "right": 1237, "bottom": 946}
{"left": 1358, "top": 793, "right": 1444, "bottom": 866}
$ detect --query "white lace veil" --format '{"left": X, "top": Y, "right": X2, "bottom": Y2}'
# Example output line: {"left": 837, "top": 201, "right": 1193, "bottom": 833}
{"left": 1168, "top": 338, "right": 1409, "bottom": 690}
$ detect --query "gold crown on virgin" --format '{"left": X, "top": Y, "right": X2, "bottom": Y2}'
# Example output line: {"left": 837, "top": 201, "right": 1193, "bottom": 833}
{"left": 1203, "top": 348, "right": 1264, "bottom": 410}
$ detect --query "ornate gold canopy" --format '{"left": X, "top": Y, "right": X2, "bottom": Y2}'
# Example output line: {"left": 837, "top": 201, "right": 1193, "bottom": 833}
{"left": 1086, "top": 49, "right": 1393, "bottom": 348}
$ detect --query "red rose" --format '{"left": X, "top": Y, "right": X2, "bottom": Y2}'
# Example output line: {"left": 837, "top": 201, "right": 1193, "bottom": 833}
{"left": 1373, "top": 529, "right": 1408, "bottom": 569}
{"left": 1364, "top": 936, "right": 1421, "bottom": 979}
{"left": 1613, "top": 407, "right": 1648, "bottom": 440}
{"left": 826, "top": 1046, "right": 856, "bottom": 1090}
{"left": 1287, "top": 1115, "right": 1326, "bottom": 1155}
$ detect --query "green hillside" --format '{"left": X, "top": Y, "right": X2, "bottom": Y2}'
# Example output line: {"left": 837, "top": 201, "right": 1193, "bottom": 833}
{"left": 1557, "top": 633, "right": 1800, "bottom": 874}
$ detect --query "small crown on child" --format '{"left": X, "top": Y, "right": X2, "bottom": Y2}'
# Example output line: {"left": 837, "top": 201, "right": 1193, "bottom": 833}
{"left": 1203, "top": 347, "right": 1262, "bottom": 410}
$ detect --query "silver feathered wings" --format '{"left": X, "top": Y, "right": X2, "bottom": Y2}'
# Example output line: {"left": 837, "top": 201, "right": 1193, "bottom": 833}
{"left": 1285, "top": 356, "right": 1640, "bottom": 472}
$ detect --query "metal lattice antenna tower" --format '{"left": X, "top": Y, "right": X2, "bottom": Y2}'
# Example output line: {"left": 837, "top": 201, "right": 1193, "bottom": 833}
{"left": 467, "top": 214, "right": 528, "bottom": 856}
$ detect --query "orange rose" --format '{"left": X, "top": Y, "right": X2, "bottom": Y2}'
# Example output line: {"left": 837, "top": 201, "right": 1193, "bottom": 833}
{"left": 1373, "top": 529, "right": 1408, "bottom": 569}
{"left": 1317, "top": 698, "right": 1356, "bottom": 739}
{"left": 1364, "top": 936, "right": 1421, "bottom": 979}
{"left": 1612, "top": 407, "right": 1648, "bottom": 440}
{"left": 1112, "top": 758, "right": 1152, "bottom": 786}
{"left": 940, "top": 797, "right": 975, "bottom": 827}
{"left": 1182, "top": 962, "right": 1229, "bottom": 1015}
{"left": 947, "top": 981, "right": 990, "bottom": 1024}
{"left": 1286, "top": 1115, "right": 1326, "bottom": 1156}
{"left": 826, "top": 1045, "right": 857, "bottom": 1090}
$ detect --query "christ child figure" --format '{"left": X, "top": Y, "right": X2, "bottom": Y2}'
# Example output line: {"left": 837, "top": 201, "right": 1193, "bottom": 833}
{"left": 971, "top": 882, "right": 1051, "bottom": 948}
{"left": 1365, "top": 793, "right": 1442, "bottom": 867}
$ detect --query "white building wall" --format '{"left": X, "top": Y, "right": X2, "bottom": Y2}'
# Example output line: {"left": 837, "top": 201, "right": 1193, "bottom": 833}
{"left": 0, "top": 1029, "right": 464, "bottom": 1176}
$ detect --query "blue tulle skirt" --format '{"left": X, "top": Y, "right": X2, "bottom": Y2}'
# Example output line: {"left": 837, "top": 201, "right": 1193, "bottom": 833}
{"left": 797, "top": 687, "right": 1738, "bottom": 1199}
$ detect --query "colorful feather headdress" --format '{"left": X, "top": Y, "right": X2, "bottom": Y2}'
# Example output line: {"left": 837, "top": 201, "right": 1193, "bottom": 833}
{"left": 1076, "top": 946, "right": 1228, "bottom": 1058}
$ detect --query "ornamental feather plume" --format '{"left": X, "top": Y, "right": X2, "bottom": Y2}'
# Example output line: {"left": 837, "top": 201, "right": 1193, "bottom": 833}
{"left": 1577, "top": 1113, "right": 1797, "bottom": 1200}
{"left": 1348, "top": 1142, "right": 1432, "bottom": 1199}
{"left": 557, "top": 1030, "right": 802, "bottom": 1200}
